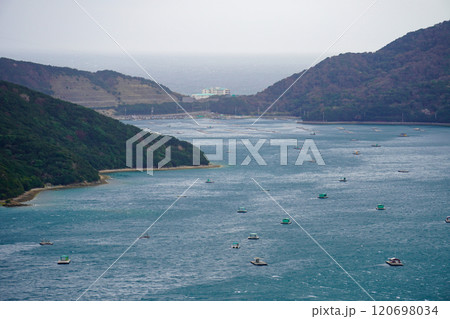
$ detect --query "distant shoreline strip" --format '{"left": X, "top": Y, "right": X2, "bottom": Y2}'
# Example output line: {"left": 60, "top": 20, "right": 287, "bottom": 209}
{"left": 300, "top": 121, "right": 450, "bottom": 126}
{"left": 117, "top": 114, "right": 450, "bottom": 126}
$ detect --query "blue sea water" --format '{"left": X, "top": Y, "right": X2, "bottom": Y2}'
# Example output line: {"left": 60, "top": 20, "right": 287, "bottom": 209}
{"left": 0, "top": 119, "right": 449, "bottom": 301}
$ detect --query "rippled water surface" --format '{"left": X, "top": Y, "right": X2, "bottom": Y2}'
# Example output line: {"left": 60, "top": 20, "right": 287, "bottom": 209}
{"left": 1, "top": 119, "right": 449, "bottom": 300}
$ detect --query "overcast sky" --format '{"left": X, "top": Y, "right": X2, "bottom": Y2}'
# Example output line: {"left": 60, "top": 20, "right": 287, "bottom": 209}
{"left": 1, "top": 0, "right": 449, "bottom": 57}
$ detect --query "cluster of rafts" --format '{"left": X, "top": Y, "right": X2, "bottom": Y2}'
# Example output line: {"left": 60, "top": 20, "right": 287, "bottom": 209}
{"left": 40, "top": 176, "right": 450, "bottom": 266}
{"left": 233, "top": 206, "right": 292, "bottom": 266}
{"left": 233, "top": 174, "right": 450, "bottom": 268}
{"left": 38, "top": 239, "right": 71, "bottom": 264}
{"left": 318, "top": 180, "right": 403, "bottom": 266}
{"left": 353, "top": 143, "right": 410, "bottom": 174}
{"left": 317, "top": 176, "right": 450, "bottom": 266}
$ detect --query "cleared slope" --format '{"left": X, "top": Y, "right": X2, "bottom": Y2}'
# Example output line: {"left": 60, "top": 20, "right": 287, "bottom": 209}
{"left": 0, "top": 58, "right": 184, "bottom": 108}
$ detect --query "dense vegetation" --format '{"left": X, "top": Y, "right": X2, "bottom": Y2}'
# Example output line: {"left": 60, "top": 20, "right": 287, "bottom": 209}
{"left": 0, "top": 81, "right": 208, "bottom": 199}
{"left": 210, "top": 21, "right": 450, "bottom": 122}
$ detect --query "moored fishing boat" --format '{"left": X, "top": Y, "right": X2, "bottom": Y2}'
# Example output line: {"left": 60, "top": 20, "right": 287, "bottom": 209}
{"left": 250, "top": 257, "right": 267, "bottom": 266}
{"left": 57, "top": 255, "right": 71, "bottom": 264}
{"left": 237, "top": 206, "right": 247, "bottom": 213}
{"left": 248, "top": 233, "right": 259, "bottom": 240}
{"left": 39, "top": 239, "right": 53, "bottom": 245}
{"left": 386, "top": 257, "right": 403, "bottom": 266}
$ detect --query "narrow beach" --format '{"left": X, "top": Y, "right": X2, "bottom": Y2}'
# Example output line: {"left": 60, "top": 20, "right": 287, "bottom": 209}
{"left": 3, "top": 164, "right": 221, "bottom": 206}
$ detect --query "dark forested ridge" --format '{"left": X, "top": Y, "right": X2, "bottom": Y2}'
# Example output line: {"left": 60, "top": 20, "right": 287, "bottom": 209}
{"left": 210, "top": 21, "right": 450, "bottom": 122}
{"left": 0, "top": 81, "right": 208, "bottom": 200}
{"left": 1, "top": 21, "right": 448, "bottom": 122}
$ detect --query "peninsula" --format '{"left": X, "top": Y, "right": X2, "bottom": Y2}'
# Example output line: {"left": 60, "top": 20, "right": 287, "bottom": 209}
{"left": 0, "top": 80, "right": 209, "bottom": 202}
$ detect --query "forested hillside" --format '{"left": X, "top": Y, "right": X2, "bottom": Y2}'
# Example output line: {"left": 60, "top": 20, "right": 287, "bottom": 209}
{"left": 0, "top": 81, "right": 208, "bottom": 199}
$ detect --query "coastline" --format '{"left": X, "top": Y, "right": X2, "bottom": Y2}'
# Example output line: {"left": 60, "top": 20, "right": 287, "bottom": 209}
{"left": 99, "top": 164, "right": 222, "bottom": 174}
{"left": 113, "top": 111, "right": 450, "bottom": 127}
{"left": 1, "top": 164, "right": 222, "bottom": 207}
{"left": 2, "top": 175, "right": 110, "bottom": 207}
{"left": 300, "top": 121, "right": 450, "bottom": 126}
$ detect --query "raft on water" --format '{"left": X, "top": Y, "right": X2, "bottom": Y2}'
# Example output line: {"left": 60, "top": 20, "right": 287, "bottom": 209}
{"left": 57, "top": 255, "right": 71, "bottom": 264}
{"left": 250, "top": 257, "right": 268, "bottom": 266}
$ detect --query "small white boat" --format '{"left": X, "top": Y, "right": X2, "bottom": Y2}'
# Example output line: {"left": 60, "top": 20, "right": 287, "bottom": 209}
{"left": 57, "top": 255, "right": 71, "bottom": 264}
{"left": 339, "top": 177, "right": 347, "bottom": 182}
{"left": 205, "top": 178, "right": 214, "bottom": 183}
{"left": 386, "top": 257, "right": 403, "bottom": 266}
{"left": 248, "top": 233, "right": 259, "bottom": 240}
{"left": 353, "top": 150, "right": 360, "bottom": 155}
{"left": 39, "top": 239, "right": 53, "bottom": 245}
{"left": 232, "top": 242, "right": 240, "bottom": 249}
{"left": 250, "top": 257, "right": 268, "bottom": 266}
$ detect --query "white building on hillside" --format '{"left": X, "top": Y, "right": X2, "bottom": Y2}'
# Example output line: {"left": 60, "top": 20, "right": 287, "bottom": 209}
{"left": 191, "top": 87, "right": 231, "bottom": 100}
{"left": 202, "top": 87, "right": 231, "bottom": 95}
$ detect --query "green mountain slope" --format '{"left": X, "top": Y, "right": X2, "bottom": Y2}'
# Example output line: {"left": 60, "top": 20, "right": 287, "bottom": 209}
{"left": 0, "top": 81, "right": 208, "bottom": 200}
{"left": 211, "top": 21, "right": 450, "bottom": 122}
{"left": 0, "top": 58, "right": 184, "bottom": 110}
